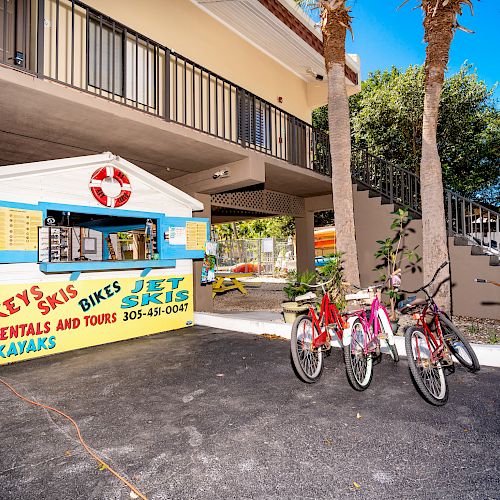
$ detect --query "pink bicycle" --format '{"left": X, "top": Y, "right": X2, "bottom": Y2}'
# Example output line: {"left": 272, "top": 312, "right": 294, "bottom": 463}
{"left": 342, "top": 284, "right": 399, "bottom": 391}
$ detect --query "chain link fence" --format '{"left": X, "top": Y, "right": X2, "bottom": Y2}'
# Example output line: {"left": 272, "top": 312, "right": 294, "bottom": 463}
{"left": 216, "top": 238, "right": 296, "bottom": 276}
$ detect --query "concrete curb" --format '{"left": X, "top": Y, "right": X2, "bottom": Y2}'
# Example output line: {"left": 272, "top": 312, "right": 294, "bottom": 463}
{"left": 194, "top": 312, "right": 500, "bottom": 368}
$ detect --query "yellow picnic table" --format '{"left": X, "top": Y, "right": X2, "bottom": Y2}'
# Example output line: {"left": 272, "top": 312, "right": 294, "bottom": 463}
{"left": 212, "top": 272, "right": 253, "bottom": 298}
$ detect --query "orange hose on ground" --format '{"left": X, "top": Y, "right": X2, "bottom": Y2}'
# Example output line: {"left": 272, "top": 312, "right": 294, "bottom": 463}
{"left": 0, "top": 377, "right": 148, "bottom": 500}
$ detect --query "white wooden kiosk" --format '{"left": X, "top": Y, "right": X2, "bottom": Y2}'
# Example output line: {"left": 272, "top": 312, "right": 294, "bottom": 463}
{"left": 0, "top": 153, "right": 208, "bottom": 365}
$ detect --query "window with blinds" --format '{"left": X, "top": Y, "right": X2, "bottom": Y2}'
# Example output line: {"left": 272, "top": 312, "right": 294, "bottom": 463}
{"left": 237, "top": 90, "right": 271, "bottom": 151}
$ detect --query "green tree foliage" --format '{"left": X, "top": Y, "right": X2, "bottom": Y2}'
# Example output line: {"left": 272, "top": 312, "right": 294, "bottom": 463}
{"left": 314, "top": 210, "right": 335, "bottom": 227}
{"left": 213, "top": 216, "right": 295, "bottom": 240}
{"left": 313, "top": 64, "right": 499, "bottom": 205}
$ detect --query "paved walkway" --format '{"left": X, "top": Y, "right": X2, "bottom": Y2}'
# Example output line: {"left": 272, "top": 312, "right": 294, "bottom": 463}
{"left": 0, "top": 326, "right": 498, "bottom": 499}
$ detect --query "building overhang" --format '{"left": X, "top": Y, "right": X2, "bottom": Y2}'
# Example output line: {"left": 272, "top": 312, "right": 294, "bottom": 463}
{"left": 191, "top": 0, "right": 360, "bottom": 92}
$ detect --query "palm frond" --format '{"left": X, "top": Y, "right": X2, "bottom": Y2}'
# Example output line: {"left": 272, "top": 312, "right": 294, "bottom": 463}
{"left": 455, "top": 21, "right": 474, "bottom": 33}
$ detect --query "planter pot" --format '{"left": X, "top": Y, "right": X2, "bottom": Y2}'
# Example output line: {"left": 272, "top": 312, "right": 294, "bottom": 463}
{"left": 282, "top": 301, "right": 309, "bottom": 324}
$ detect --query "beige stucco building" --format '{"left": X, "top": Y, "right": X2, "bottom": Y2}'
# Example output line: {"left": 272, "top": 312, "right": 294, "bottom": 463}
{"left": 0, "top": 0, "right": 361, "bottom": 310}
{"left": 1, "top": 0, "right": 498, "bottom": 318}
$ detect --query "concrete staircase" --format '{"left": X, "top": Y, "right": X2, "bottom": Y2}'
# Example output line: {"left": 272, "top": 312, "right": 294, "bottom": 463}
{"left": 349, "top": 149, "right": 499, "bottom": 319}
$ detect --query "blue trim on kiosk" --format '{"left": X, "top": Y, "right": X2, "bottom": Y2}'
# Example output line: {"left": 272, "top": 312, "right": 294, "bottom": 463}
{"left": 0, "top": 200, "right": 209, "bottom": 271}
{"left": 0, "top": 250, "right": 38, "bottom": 263}
{"left": 0, "top": 200, "right": 46, "bottom": 264}
{"left": 38, "top": 202, "right": 164, "bottom": 220}
{"left": 40, "top": 260, "right": 176, "bottom": 273}
{"left": 162, "top": 217, "right": 210, "bottom": 260}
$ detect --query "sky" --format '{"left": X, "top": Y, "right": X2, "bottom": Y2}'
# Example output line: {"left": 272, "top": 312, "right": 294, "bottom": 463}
{"left": 304, "top": 0, "right": 500, "bottom": 102}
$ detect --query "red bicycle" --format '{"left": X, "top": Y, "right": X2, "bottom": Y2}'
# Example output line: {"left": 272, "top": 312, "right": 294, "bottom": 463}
{"left": 290, "top": 278, "right": 399, "bottom": 387}
{"left": 290, "top": 277, "right": 348, "bottom": 383}
{"left": 400, "top": 262, "right": 480, "bottom": 406}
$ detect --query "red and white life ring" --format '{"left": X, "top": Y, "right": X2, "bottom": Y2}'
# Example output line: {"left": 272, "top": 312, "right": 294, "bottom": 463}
{"left": 89, "top": 165, "right": 132, "bottom": 208}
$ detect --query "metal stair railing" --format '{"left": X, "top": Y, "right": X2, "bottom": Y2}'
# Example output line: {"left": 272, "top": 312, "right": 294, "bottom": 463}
{"left": 351, "top": 147, "right": 421, "bottom": 214}
{"left": 351, "top": 146, "right": 499, "bottom": 255}
{"left": 445, "top": 190, "right": 499, "bottom": 254}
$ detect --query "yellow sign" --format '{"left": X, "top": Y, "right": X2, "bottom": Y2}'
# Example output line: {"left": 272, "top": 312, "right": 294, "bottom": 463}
{"left": 186, "top": 221, "right": 206, "bottom": 251}
{"left": 0, "top": 207, "right": 43, "bottom": 251}
{"left": 0, "top": 274, "right": 193, "bottom": 365}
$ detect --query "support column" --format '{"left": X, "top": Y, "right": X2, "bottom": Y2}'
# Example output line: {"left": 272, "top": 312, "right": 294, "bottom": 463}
{"left": 295, "top": 211, "right": 315, "bottom": 274}
{"left": 192, "top": 193, "right": 213, "bottom": 312}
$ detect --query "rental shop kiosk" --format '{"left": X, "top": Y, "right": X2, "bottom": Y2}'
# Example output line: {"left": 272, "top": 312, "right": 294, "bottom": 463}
{"left": 0, "top": 153, "right": 208, "bottom": 365}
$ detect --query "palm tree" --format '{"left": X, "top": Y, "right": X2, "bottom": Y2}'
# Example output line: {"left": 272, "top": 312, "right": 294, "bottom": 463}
{"left": 320, "top": 0, "right": 360, "bottom": 286}
{"left": 406, "top": 0, "right": 475, "bottom": 310}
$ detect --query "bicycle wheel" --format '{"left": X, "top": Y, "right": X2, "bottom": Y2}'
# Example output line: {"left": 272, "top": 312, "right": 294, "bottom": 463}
{"left": 291, "top": 315, "right": 324, "bottom": 383}
{"left": 343, "top": 317, "right": 373, "bottom": 391}
{"left": 405, "top": 326, "right": 448, "bottom": 406}
{"left": 439, "top": 313, "right": 480, "bottom": 373}
{"left": 377, "top": 309, "right": 399, "bottom": 362}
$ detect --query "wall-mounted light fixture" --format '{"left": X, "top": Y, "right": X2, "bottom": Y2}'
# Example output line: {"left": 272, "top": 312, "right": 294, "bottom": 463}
{"left": 306, "top": 68, "right": 324, "bottom": 81}
{"left": 213, "top": 169, "right": 230, "bottom": 179}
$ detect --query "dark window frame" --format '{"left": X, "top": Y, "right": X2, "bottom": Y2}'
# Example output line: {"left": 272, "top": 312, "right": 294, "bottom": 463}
{"left": 87, "top": 15, "right": 157, "bottom": 109}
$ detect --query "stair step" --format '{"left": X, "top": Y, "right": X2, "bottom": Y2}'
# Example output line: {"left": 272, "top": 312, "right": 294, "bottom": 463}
{"left": 471, "top": 245, "right": 487, "bottom": 256}
{"left": 454, "top": 236, "right": 471, "bottom": 247}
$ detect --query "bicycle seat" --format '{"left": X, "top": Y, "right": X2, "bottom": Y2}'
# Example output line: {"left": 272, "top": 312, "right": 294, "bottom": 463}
{"left": 345, "top": 303, "right": 365, "bottom": 313}
{"left": 398, "top": 296, "right": 426, "bottom": 313}
{"left": 345, "top": 290, "right": 371, "bottom": 301}
{"left": 295, "top": 291, "right": 317, "bottom": 303}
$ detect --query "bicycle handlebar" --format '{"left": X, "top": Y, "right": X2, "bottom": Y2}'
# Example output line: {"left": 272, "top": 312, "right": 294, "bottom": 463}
{"left": 347, "top": 281, "right": 383, "bottom": 292}
{"left": 346, "top": 268, "right": 401, "bottom": 292}
{"left": 294, "top": 276, "right": 336, "bottom": 289}
{"left": 400, "top": 261, "right": 449, "bottom": 295}
{"left": 475, "top": 278, "right": 500, "bottom": 286}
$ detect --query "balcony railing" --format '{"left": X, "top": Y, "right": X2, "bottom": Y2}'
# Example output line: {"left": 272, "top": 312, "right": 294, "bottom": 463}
{"left": 0, "top": 0, "right": 331, "bottom": 176}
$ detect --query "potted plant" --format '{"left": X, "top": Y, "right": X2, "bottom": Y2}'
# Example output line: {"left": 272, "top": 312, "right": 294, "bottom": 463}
{"left": 316, "top": 251, "right": 347, "bottom": 312}
{"left": 374, "top": 208, "right": 421, "bottom": 332}
{"left": 282, "top": 270, "right": 316, "bottom": 323}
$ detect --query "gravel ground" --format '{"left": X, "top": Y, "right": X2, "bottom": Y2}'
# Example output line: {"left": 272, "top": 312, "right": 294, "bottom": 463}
{"left": 213, "top": 284, "right": 500, "bottom": 344}
{"left": 214, "top": 282, "right": 285, "bottom": 313}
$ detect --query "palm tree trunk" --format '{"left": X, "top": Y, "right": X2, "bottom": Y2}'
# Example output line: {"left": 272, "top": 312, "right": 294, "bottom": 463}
{"left": 322, "top": 3, "right": 360, "bottom": 287}
{"left": 327, "top": 62, "right": 360, "bottom": 286}
{"left": 419, "top": 0, "right": 459, "bottom": 312}
{"left": 421, "top": 79, "right": 450, "bottom": 309}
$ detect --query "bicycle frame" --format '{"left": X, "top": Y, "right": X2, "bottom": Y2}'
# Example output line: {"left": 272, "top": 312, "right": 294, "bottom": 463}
{"left": 400, "top": 260, "right": 452, "bottom": 366}
{"left": 306, "top": 293, "right": 346, "bottom": 350}
{"left": 412, "top": 302, "right": 449, "bottom": 365}
{"left": 344, "top": 294, "right": 392, "bottom": 354}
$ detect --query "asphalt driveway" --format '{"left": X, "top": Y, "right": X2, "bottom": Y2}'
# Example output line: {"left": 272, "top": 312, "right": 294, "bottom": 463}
{"left": 0, "top": 326, "right": 498, "bottom": 499}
